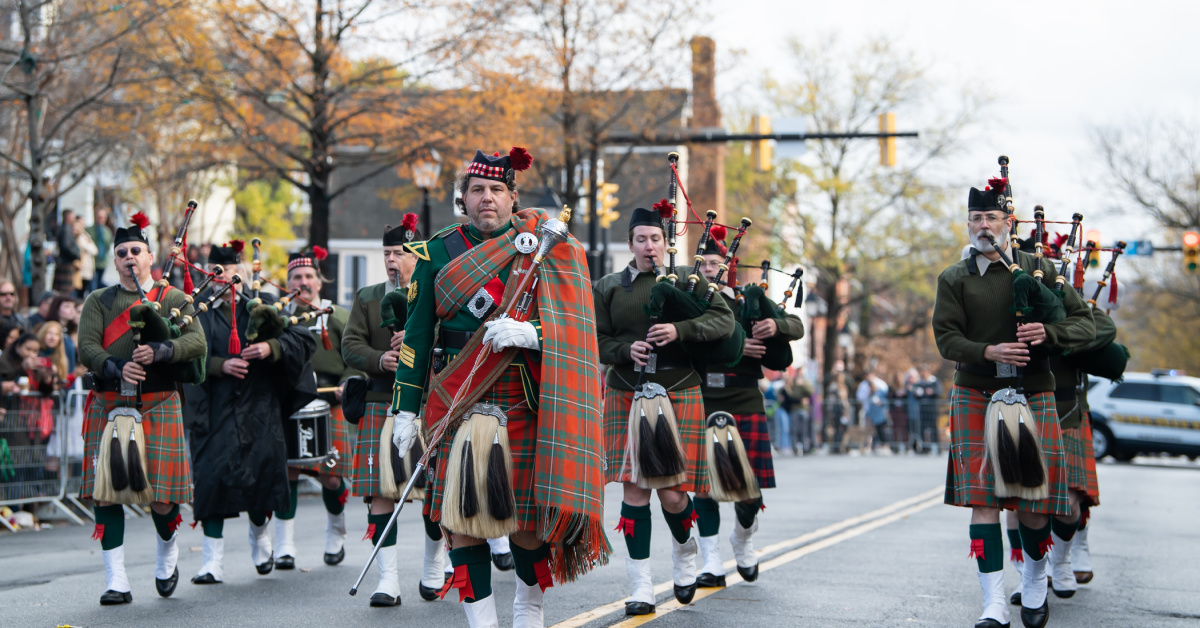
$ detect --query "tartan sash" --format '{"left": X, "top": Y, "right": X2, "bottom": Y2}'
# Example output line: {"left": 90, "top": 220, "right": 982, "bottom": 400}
{"left": 102, "top": 286, "right": 164, "bottom": 349}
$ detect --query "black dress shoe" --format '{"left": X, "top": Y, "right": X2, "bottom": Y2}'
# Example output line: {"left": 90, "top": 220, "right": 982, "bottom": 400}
{"left": 418, "top": 583, "right": 441, "bottom": 601}
{"left": 370, "top": 592, "right": 401, "bottom": 607}
{"left": 275, "top": 555, "right": 295, "bottom": 570}
{"left": 1074, "top": 571, "right": 1093, "bottom": 584}
{"left": 100, "top": 589, "right": 132, "bottom": 605}
{"left": 737, "top": 563, "right": 760, "bottom": 583}
{"left": 674, "top": 582, "right": 697, "bottom": 605}
{"left": 156, "top": 567, "right": 179, "bottom": 598}
{"left": 1021, "top": 599, "right": 1049, "bottom": 628}
{"left": 1050, "top": 583, "right": 1075, "bottom": 599}
{"left": 324, "top": 548, "right": 345, "bottom": 566}
{"left": 191, "top": 573, "right": 221, "bottom": 585}
{"left": 255, "top": 557, "right": 275, "bottom": 575}
{"left": 491, "top": 552, "right": 515, "bottom": 571}
{"left": 624, "top": 601, "right": 655, "bottom": 616}
{"left": 697, "top": 572, "right": 726, "bottom": 588}
{"left": 1010, "top": 590, "right": 1022, "bottom": 605}
{"left": 974, "top": 618, "right": 1010, "bottom": 628}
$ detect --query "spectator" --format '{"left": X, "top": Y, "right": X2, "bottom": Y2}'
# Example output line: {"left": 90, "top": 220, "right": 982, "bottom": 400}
{"left": 912, "top": 364, "right": 943, "bottom": 453}
{"left": 779, "top": 368, "right": 813, "bottom": 454}
{"left": 856, "top": 368, "right": 890, "bottom": 452}
{"left": 26, "top": 291, "right": 57, "bottom": 329}
{"left": 0, "top": 320, "right": 21, "bottom": 352}
{"left": 75, "top": 217, "right": 98, "bottom": 298}
{"left": 45, "top": 295, "right": 79, "bottom": 369}
{"left": 824, "top": 360, "right": 851, "bottom": 452}
{"left": 86, "top": 207, "right": 113, "bottom": 292}
{"left": 0, "top": 281, "right": 26, "bottom": 329}
{"left": 36, "top": 321, "right": 73, "bottom": 387}
{"left": 0, "top": 332, "right": 55, "bottom": 395}
{"left": 52, "top": 210, "right": 81, "bottom": 295}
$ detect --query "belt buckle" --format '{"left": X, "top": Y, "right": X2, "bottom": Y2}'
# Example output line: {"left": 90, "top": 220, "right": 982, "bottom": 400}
{"left": 706, "top": 373, "right": 726, "bottom": 388}
{"left": 996, "top": 363, "right": 1017, "bottom": 379}
{"left": 636, "top": 354, "right": 658, "bottom": 375}
{"left": 119, "top": 379, "right": 137, "bottom": 397}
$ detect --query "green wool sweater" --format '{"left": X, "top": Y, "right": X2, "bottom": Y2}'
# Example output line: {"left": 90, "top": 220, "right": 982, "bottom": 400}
{"left": 933, "top": 249, "right": 1095, "bottom": 393}
{"left": 1050, "top": 307, "right": 1117, "bottom": 428}
{"left": 701, "top": 291, "right": 805, "bottom": 415}
{"left": 79, "top": 282, "right": 208, "bottom": 380}
{"left": 593, "top": 263, "right": 736, "bottom": 392}
{"left": 343, "top": 282, "right": 401, "bottom": 403}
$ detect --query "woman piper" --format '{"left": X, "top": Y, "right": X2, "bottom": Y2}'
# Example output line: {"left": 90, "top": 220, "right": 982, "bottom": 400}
{"left": 593, "top": 206, "right": 736, "bottom": 616}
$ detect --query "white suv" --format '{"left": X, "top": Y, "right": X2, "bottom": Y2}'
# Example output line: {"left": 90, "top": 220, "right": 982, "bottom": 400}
{"left": 1087, "top": 371, "right": 1200, "bottom": 462}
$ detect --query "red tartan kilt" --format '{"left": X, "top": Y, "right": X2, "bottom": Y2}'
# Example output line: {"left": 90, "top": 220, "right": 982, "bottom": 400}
{"left": 289, "top": 404, "right": 353, "bottom": 474}
{"left": 426, "top": 367, "right": 539, "bottom": 533}
{"left": 80, "top": 391, "right": 192, "bottom": 505}
{"left": 732, "top": 412, "right": 775, "bottom": 489}
{"left": 602, "top": 384, "right": 710, "bottom": 494}
{"left": 944, "top": 386, "right": 1071, "bottom": 516}
{"left": 1076, "top": 414, "right": 1101, "bottom": 506}
{"left": 349, "top": 402, "right": 387, "bottom": 497}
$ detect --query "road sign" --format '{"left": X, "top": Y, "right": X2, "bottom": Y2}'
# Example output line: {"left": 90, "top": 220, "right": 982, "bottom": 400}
{"left": 1125, "top": 240, "right": 1154, "bottom": 256}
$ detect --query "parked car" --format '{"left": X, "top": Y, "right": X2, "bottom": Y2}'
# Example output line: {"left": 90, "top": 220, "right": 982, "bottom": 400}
{"left": 1087, "top": 370, "right": 1200, "bottom": 462}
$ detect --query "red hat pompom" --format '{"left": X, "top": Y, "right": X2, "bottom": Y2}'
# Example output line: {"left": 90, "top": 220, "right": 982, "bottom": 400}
{"left": 709, "top": 224, "right": 727, "bottom": 242}
{"left": 229, "top": 239, "right": 245, "bottom": 254}
{"left": 652, "top": 199, "right": 674, "bottom": 219}
{"left": 130, "top": 212, "right": 151, "bottom": 229}
{"left": 987, "top": 177, "right": 1008, "bottom": 192}
{"left": 401, "top": 212, "right": 419, "bottom": 231}
{"left": 508, "top": 147, "right": 533, "bottom": 172}
{"left": 312, "top": 245, "right": 328, "bottom": 261}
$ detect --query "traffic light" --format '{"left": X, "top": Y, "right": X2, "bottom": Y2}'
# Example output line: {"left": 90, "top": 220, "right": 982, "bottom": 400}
{"left": 1184, "top": 231, "right": 1199, "bottom": 274}
{"left": 598, "top": 182, "right": 620, "bottom": 229}
{"left": 1085, "top": 230, "right": 1102, "bottom": 268}
{"left": 878, "top": 112, "right": 896, "bottom": 167}
{"left": 750, "top": 115, "right": 772, "bottom": 172}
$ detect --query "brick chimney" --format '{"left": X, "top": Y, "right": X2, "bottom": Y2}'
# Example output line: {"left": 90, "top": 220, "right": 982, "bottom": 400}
{"left": 688, "top": 36, "right": 725, "bottom": 230}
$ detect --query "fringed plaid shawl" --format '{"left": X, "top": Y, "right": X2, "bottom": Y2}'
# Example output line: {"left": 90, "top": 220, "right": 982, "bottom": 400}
{"left": 433, "top": 208, "right": 610, "bottom": 582}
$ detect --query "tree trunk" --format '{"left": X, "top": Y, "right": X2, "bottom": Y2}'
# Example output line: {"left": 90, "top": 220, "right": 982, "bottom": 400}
{"left": 820, "top": 278, "right": 841, "bottom": 397}
{"left": 308, "top": 188, "right": 331, "bottom": 250}
{"left": 306, "top": 0, "right": 332, "bottom": 250}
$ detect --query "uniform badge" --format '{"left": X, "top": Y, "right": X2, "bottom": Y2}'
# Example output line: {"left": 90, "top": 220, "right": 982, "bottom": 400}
{"left": 407, "top": 280, "right": 418, "bottom": 304}
{"left": 514, "top": 232, "right": 539, "bottom": 255}
{"left": 468, "top": 286, "right": 495, "bottom": 319}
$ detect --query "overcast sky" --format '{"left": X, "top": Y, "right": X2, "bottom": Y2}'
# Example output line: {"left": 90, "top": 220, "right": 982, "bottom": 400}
{"left": 707, "top": 0, "right": 1200, "bottom": 248}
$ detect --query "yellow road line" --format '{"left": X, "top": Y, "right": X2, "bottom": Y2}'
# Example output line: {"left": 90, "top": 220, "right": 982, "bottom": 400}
{"left": 550, "top": 486, "right": 943, "bottom": 628}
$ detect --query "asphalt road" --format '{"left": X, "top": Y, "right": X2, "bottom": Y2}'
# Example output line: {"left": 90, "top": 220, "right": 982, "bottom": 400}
{"left": 2, "top": 452, "right": 1198, "bottom": 627}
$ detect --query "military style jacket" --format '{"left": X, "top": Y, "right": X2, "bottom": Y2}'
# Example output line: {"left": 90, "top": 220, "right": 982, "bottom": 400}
{"left": 344, "top": 281, "right": 404, "bottom": 403}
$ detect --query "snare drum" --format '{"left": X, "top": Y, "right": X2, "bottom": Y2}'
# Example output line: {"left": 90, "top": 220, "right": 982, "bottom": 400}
{"left": 286, "top": 399, "right": 334, "bottom": 466}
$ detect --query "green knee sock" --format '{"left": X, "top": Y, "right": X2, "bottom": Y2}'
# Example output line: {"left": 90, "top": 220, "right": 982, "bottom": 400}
{"left": 151, "top": 504, "right": 181, "bottom": 541}
{"left": 694, "top": 497, "right": 721, "bottom": 538}
{"left": 1052, "top": 516, "right": 1078, "bottom": 542}
{"left": 423, "top": 511, "right": 443, "bottom": 542}
{"left": 93, "top": 504, "right": 125, "bottom": 551}
{"left": 1007, "top": 527, "right": 1023, "bottom": 560}
{"left": 202, "top": 517, "right": 225, "bottom": 539}
{"left": 368, "top": 512, "right": 397, "bottom": 547}
{"left": 449, "top": 544, "right": 493, "bottom": 602}
{"left": 734, "top": 497, "right": 762, "bottom": 529}
{"left": 1019, "top": 521, "right": 1053, "bottom": 561}
{"left": 662, "top": 497, "right": 696, "bottom": 544}
{"left": 322, "top": 478, "right": 347, "bottom": 515}
{"left": 619, "top": 502, "right": 652, "bottom": 560}
{"left": 511, "top": 542, "right": 551, "bottom": 587}
{"left": 275, "top": 480, "right": 299, "bottom": 520}
{"left": 969, "top": 523, "right": 1004, "bottom": 573}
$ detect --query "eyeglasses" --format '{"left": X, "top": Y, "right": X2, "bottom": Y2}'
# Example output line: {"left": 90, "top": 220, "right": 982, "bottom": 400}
{"left": 0, "top": 292, "right": 12, "bottom": 297}
{"left": 115, "top": 247, "right": 144, "bottom": 258}
{"left": 968, "top": 214, "right": 1007, "bottom": 226}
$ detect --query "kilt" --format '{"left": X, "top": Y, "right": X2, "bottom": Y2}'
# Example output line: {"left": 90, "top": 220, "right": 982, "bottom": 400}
{"left": 603, "top": 384, "right": 709, "bottom": 494}
{"left": 944, "top": 386, "right": 1070, "bottom": 516}
{"left": 1074, "top": 414, "right": 1101, "bottom": 506}
{"left": 289, "top": 404, "right": 353, "bottom": 475}
{"left": 349, "top": 401, "right": 388, "bottom": 498}
{"left": 733, "top": 412, "right": 775, "bottom": 489}
{"left": 80, "top": 391, "right": 192, "bottom": 505}
{"left": 427, "top": 366, "right": 539, "bottom": 533}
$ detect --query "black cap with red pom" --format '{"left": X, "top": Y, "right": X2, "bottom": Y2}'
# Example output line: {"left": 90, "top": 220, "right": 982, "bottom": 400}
{"left": 383, "top": 212, "right": 422, "bottom": 246}
{"left": 208, "top": 239, "right": 244, "bottom": 266}
{"left": 114, "top": 212, "right": 152, "bottom": 247}
{"left": 465, "top": 147, "right": 534, "bottom": 186}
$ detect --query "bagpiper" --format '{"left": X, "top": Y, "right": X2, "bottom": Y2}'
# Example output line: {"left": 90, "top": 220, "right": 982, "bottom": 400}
{"left": 933, "top": 177, "right": 1095, "bottom": 628}
{"left": 390, "top": 148, "right": 610, "bottom": 627}
{"left": 184, "top": 242, "right": 318, "bottom": 583}
{"left": 77, "top": 212, "right": 207, "bottom": 604}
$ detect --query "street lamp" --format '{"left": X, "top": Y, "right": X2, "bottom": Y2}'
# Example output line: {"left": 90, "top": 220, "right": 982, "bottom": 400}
{"left": 411, "top": 150, "right": 443, "bottom": 235}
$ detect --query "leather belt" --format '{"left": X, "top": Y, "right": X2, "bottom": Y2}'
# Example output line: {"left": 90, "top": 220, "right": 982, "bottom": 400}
{"left": 1054, "top": 386, "right": 1078, "bottom": 401}
{"left": 439, "top": 329, "right": 474, "bottom": 351}
{"left": 92, "top": 377, "right": 176, "bottom": 394}
{"left": 956, "top": 359, "right": 1050, "bottom": 377}
{"left": 701, "top": 373, "right": 759, "bottom": 389}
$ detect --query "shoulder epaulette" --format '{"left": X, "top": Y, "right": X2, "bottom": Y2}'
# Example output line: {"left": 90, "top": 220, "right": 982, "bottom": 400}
{"left": 403, "top": 241, "right": 431, "bottom": 261}
{"left": 432, "top": 223, "right": 463, "bottom": 239}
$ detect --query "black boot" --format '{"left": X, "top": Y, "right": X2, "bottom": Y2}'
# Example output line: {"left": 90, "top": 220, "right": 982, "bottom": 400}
{"left": 100, "top": 590, "right": 133, "bottom": 605}
{"left": 697, "top": 572, "right": 726, "bottom": 588}
{"left": 156, "top": 567, "right": 179, "bottom": 598}
{"left": 370, "top": 592, "right": 401, "bottom": 607}
{"left": 1021, "top": 599, "right": 1049, "bottom": 628}
{"left": 624, "top": 601, "right": 655, "bottom": 616}
{"left": 324, "top": 547, "right": 345, "bottom": 566}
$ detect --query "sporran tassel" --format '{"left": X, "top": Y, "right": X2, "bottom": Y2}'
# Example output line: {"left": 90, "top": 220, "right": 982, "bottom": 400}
{"left": 712, "top": 432, "right": 741, "bottom": 491}
{"left": 485, "top": 434, "right": 514, "bottom": 521}
{"left": 1017, "top": 419, "right": 1046, "bottom": 488}
{"left": 652, "top": 411, "right": 685, "bottom": 476}
{"left": 127, "top": 430, "right": 148, "bottom": 493}
{"left": 390, "top": 441, "right": 407, "bottom": 483}
{"left": 996, "top": 416, "right": 1022, "bottom": 484}
{"left": 109, "top": 430, "right": 129, "bottom": 492}
{"left": 636, "top": 411, "right": 668, "bottom": 478}
{"left": 460, "top": 438, "right": 479, "bottom": 519}
{"left": 724, "top": 431, "right": 748, "bottom": 490}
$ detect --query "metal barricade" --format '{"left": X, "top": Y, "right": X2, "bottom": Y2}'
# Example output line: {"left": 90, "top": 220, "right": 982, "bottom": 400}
{"left": 0, "top": 390, "right": 85, "bottom": 531}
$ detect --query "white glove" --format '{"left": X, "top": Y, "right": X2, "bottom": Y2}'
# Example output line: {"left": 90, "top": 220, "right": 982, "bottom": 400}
{"left": 391, "top": 410, "right": 420, "bottom": 457}
{"left": 482, "top": 318, "right": 540, "bottom": 351}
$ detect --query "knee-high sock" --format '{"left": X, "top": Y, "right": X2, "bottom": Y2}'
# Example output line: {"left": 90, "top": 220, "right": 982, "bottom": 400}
{"left": 93, "top": 504, "right": 125, "bottom": 551}
{"left": 734, "top": 497, "right": 762, "bottom": 530}
{"left": 276, "top": 480, "right": 299, "bottom": 520}
{"left": 511, "top": 542, "right": 552, "bottom": 588}
{"left": 423, "top": 510, "right": 443, "bottom": 541}
{"left": 969, "top": 523, "right": 1004, "bottom": 573}
{"left": 151, "top": 504, "right": 181, "bottom": 541}
{"left": 662, "top": 497, "right": 696, "bottom": 544}
{"left": 367, "top": 512, "right": 398, "bottom": 547}
{"left": 1007, "top": 527, "right": 1023, "bottom": 562}
{"left": 202, "top": 517, "right": 225, "bottom": 539}
{"left": 248, "top": 510, "right": 268, "bottom": 527}
{"left": 1052, "top": 516, "right": 1078, "bottom": 543}
{"left": 449, "top": 543, "right": 493, "bottom": 602}
{"left": 694, "top": 497, "right": 721, "bottom": 537}
{"left": 618, "top": 502, "right": 652, "bottom": 560}
{"left": 1019, "top": 521, "right": 1053, "bottom": 561}
{"left": 322, "top": 478, "right": 347, "bottom": 515}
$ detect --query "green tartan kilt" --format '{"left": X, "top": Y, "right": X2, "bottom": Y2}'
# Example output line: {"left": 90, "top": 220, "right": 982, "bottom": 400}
{"left": 944, "top": 385, "right": 1071, "bottom": 516}
{"left": 426, "top": 366, "right": 539, "bottom": 533}
{"left": 1067, "top": 414, "right": 1101, "bottom": 506}
{"left": 289, "top": 404, "right": 354, "bottom": 474}
{"left": 603, "top": 383, "right": 710, "bottom": 494}
{"left": 80, "top": 391, "right": 193, "bottom": 505}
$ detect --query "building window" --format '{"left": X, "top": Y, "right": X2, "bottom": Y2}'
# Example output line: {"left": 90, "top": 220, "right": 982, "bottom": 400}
{"left": 344, "top": 255, "right": 367, "bottom": 303}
